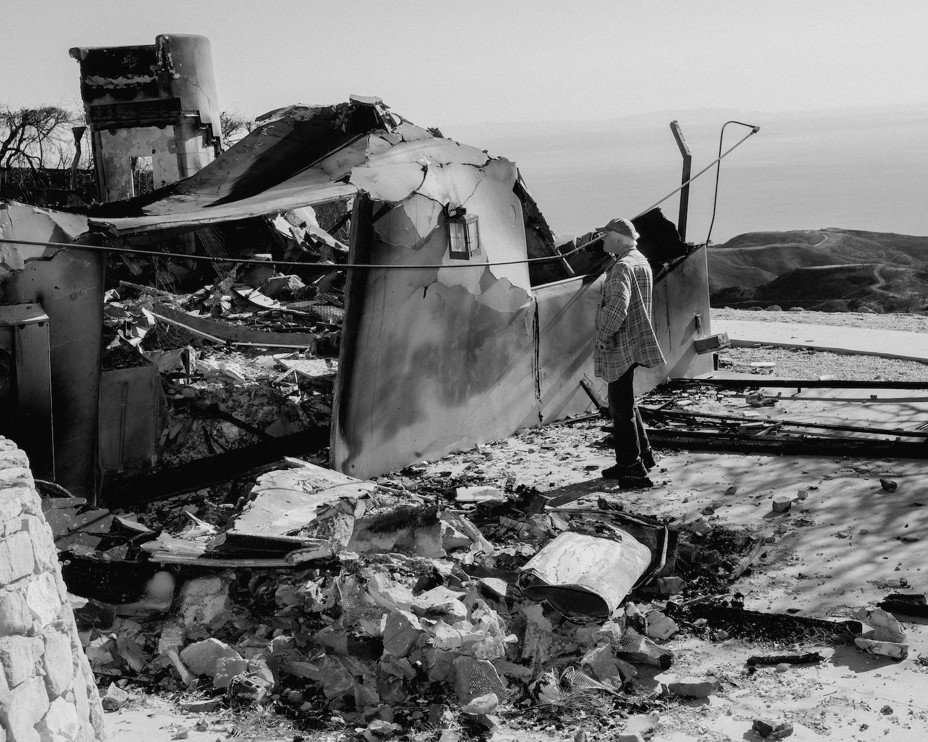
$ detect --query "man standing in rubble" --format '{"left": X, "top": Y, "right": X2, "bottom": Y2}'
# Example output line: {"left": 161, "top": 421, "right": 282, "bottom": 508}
{"left": 594, "top": 218, "right": 665, "bottom": 487}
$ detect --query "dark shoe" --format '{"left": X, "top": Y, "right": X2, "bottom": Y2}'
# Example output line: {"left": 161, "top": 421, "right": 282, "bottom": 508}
{"left": 622, "top": 476, "right": 653, "bottom": 489}
{"left": 641, "top": 449, "right": 656, "bottom": 470}
{"left": 602, "top": 461, "right": 652, "bottom": 489}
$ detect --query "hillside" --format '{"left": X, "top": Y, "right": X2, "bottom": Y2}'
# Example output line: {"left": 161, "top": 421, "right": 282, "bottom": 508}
{"left": 708, "top": 228, "right": 928, "bottom": 311}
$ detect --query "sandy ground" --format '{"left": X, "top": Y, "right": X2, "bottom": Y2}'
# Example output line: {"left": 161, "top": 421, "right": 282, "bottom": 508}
{"left": 101, "top": 310, "right": 928, "bottom": 741}
{"left": 713, "top": 308, "right": 928, "bottom": 334}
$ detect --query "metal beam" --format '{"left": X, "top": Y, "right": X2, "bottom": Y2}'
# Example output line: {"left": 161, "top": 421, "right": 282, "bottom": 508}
{"left": 670, "top": 377, "right": 928, "bottom": 390}
{"left": 648, "top": 428, "right": 928, "bottom": 459}
{"left": 640, "top": 405, "right": 928, "bottom": 439}
{"left": 669, "top": 121, "right": 692, "bottom": 241}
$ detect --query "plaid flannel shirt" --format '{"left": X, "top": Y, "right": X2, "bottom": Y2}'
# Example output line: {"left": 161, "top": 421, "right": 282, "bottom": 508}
{"left": 594, "top": 248, "right": 666, "bottom": 382}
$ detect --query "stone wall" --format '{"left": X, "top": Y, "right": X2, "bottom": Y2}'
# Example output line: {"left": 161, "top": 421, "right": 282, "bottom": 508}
{"left": 0, "top": 437, "right": 104, "bottom": 741}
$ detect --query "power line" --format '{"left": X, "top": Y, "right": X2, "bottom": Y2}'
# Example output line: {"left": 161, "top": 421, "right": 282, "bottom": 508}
{"left": 0, "top": 125, "right": 760, "bottom": 271}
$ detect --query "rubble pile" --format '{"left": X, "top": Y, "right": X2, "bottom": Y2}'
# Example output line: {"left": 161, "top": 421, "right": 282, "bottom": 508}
{"left": 42, "top": 448, "right": 899, "bottom": 741}
{"left": 100, "top": 268, "right": 343, "bottom": 470}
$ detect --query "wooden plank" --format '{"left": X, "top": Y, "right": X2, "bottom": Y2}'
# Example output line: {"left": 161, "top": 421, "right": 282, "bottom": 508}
{"left": 0, "top": 303, "right": 48, "bottom": 326}
{"left": 232, "top": 462, "right": 375, "bottom": 538}
{"left": 100, "top": 426, "right": 330, "bottom": 507}
{"left": 150, "top": 302, "right": 317, "bottom": 348}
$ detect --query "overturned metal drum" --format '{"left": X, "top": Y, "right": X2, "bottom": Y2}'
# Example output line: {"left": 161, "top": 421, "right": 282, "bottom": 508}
{"left": 518, "top": 531, "right": 651, "bottom": 619}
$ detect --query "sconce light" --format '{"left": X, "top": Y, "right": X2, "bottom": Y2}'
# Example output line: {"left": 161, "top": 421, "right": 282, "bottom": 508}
{"left": 447, "top": 206, "right": 480, "bottom": 260}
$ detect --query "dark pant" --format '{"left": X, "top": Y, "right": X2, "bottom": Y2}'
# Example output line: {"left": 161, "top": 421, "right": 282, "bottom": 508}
{"left": 607, "top": 364, "right": 650, "bottom": 467}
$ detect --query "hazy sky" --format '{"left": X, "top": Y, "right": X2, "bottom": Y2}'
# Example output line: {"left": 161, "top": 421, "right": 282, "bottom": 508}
{"left": 4, "top": 1, "right": 927, "bottom": 239}
{"left": 4, "top": 0, "right": 927, "bottom": 128}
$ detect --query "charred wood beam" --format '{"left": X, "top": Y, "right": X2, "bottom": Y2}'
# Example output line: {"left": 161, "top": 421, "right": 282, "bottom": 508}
{"left": 641, "top": 405, "right": 928, "bottom": 439}
{"left": 647, "top": 428, "right": 928, "bottom": 459}
{"left": 101, "top": 425, "right": 329, "bottom": 508}
{"left": 184, "top": 400, "right": 274, "bottom": 441}
{"left": 878, "top": 593, "right": 928, "bottom": 619}
{"left": 683, "top": 602, "right": 863, "bottom": 640}
{"left": 670, "top": 378, "right": 928, "bottom": 390}
{"left": 579, "top": 378, "right": 608, "bottom": 412}
{"left": 746, "top": 652, "right": 825, "bottom": 666}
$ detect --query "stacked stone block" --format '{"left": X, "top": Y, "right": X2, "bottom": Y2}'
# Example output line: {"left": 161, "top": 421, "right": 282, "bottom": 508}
{"left": 0, "top": 438, "right": 104, "bottom": 741}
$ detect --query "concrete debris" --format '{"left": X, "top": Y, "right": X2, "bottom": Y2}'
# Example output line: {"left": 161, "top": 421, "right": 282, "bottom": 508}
{"left": 53, "top": 458, "right": 813, "bottom": 731}
{"left": 644, "top": 609, "right": 679, "bottom": 641}
{"left": 753, "top": 717, "right": 795, "bottom": 738}
{"left": 179, "top": 638, "right": 243, "bottom": 678}
{"left": 615, "top": 628, "right": 675, "bottom": 669}
{"left": 662, "top": 675, "right": 721, "bottom": 698}
{"left": 771, "top": 496, "right": 792, "bottom": 513}
{"left": 686, "top": 516, "right": 713, "bottom": 536}
{"left": 176, "top": 576, "right": 232, "bottom": 634}
{"left": 455, "top": 485, "right": 506, "bottom": 504}
{"left": 580, "top": 645, "right": 622, "bottom": 684}
{"left": 101, "top": 682, "right": 130, "bottom": 711}
{"left": 853, "top": 604, "right": 909, "bottom": 659}
{"left": 461, "top": 691, "right": 499, "bottom": 715}
{"left": 653, "top": 576, "right": 685, "bottom": 595}
{"left": 854, "top": 635, "right": 909, "bottom": 660}
{"left": 854, "top": 606, "right": 906, "bottom": 643}
{"left": 179, "top": 698, "right": 221, "bottom": 713}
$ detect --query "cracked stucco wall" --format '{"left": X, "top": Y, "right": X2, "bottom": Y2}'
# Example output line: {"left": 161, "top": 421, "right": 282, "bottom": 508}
{"left": 332, "top": 139, "right": 542, "bottom": 479}
{"left": 0, "top": 437, "right": 105, "bottom": 742}
{"left": 87, "top": 103, "right": 713, "bottom": 479}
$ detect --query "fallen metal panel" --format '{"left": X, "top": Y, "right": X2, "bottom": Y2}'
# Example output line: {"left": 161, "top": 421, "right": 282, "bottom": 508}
{"left": 636, "top": 245, "right": 714, "bottom": 392}
{"left": 149, "top": 302, "right": 318, "bottom": 348}
{"left": 332, "top": 176, "right": 540, "bottom": 479}
{"left": 0, "top": 304, "right": 54, "bottom": 479}
{"left": 99, "top": 363, "right": 161, "bottom": 472}
{"left": 535, "top": 275, "right": 605, "bottom": 422}
{"left": 648, "top": 428, "right": 928, "bottom": 459}
{"left": 230, "top": 462, "right": 376, "bottom": 538}
{"left": 100, "top": 426, "right": 329, "bottom": 508}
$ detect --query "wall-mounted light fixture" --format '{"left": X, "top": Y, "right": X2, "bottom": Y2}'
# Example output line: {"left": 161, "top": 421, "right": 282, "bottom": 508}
{"left": 447, "top": 206, "right": 480, "bottom": 260}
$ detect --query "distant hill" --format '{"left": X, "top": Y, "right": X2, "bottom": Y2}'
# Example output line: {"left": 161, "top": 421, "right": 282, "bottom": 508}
{"left": 708, "top": 228, "right": 928, "bottom": 312}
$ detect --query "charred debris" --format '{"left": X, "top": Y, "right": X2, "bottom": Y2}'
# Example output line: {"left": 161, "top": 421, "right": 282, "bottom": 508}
{"left": 38, "top": 452, "right": 820, "bottom": 734}
{"left": 45, "top": 436, "right": 917, "bottom": 739}
{"left": 6, "top": 31, "right": 913, "bottom": 742}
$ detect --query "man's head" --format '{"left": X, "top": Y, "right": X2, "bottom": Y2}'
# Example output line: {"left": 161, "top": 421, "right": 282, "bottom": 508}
{"left": 598, "top": 218, "right": 639, "bottom": 255}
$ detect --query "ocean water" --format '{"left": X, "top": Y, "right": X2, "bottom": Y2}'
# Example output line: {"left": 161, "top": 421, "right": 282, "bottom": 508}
{"left": 449, "top": 106, "right": 928, "bottom": 244}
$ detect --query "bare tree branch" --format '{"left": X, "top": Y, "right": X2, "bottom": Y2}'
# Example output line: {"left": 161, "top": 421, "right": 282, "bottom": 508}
{"left": 219, "top": 110, "right": 254, "bottom": 148}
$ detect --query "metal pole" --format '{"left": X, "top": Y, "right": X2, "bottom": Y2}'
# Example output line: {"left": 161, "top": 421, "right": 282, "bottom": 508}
{"left": 669, "top": 121, "right": 692, "bottom": 241}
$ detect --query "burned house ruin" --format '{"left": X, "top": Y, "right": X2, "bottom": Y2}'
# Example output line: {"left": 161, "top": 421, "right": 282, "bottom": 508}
{"left": 0, "top": 34, "right": 717, "bottom": 500}
{"left": 0, "top": 32, "right": 719, "bottom": 558}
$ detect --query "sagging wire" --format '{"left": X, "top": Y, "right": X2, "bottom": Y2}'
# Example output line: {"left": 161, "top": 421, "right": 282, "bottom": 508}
{"left": 704, "top": 120, "right": 761, "bottom": 246}
{"left": 0, "top": 235, "right": 596, "bottom": 271}
{"left": 0, "top": 124, "right": 760, "bottom": 269}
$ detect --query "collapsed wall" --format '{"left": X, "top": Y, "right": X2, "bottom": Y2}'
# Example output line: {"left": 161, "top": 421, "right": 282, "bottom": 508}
{"left": 0, "top": 437, "right": 104, "bottom": 742}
